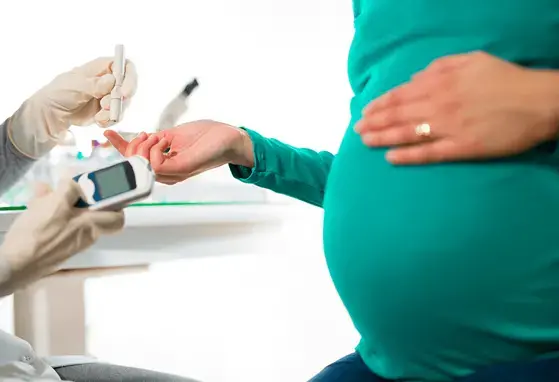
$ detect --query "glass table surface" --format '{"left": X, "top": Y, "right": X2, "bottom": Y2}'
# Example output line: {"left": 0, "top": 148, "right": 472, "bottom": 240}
{"left": 0, "top": 201, "right": 261, "bottom": 211}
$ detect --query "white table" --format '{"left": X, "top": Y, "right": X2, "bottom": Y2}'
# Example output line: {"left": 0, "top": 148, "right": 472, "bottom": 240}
{"left": 0, "top": 203, "right": 291, "bottom": 357}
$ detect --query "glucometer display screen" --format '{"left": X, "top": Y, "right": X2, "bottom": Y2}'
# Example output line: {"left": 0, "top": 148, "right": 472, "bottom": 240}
{"left": 95, "top": 163, "right": 134, "bottom": 199}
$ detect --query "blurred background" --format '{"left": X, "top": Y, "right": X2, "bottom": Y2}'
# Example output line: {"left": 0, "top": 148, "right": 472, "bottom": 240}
{"left": 0, "top": 0, "right": 359, "bottom": 381}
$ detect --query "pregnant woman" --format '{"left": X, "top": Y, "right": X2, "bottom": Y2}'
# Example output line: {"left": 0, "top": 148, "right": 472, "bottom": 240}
{"left": 106, "top": 1, "right": 559, "bottom": 380}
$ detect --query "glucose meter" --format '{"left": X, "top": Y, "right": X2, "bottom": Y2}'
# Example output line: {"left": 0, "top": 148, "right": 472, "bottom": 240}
{"left": 73, "top": 156, "right": 155, "bottom": 210}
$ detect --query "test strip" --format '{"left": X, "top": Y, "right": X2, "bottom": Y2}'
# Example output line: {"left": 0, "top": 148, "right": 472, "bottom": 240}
{"left": 109, "top": 44, "right": 125, "bottom": 123}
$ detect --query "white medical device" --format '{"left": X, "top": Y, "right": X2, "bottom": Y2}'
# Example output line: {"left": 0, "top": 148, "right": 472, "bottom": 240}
{"left": 110, "top": 44, "right": 125, "bottom": 123}
{"left": 156, "top": 78, "right": 199, "bottom": 132}
{"left": 73, "top": 156, "right": 155, "bottom": 210}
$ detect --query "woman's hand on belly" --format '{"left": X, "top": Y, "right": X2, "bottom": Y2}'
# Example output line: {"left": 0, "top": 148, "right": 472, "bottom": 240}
{"left": 354, "top": 51, "right": 559, "bottom": 165}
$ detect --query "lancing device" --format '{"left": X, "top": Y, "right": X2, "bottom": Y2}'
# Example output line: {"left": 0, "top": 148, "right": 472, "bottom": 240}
{"left": 110, "top": 44, "right": 125, "bottom": 123}
{"left": 73, "top": 156, "right": 155, "bottom": 210}
{"left": 156, "top": 78, "right": 199, "bottom": 132}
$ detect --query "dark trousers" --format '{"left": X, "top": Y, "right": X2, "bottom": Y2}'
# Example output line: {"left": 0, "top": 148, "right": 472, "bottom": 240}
{"left": 309, "top": 352, "right": 559, "bottom": 382}
{"left": 54, "top": 363, "right": 199, "bottom": 382}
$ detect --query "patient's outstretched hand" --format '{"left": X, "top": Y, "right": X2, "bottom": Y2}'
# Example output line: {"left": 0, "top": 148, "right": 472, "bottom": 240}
{"left": 104, "top": 120, "right": 253, "bottom": 185}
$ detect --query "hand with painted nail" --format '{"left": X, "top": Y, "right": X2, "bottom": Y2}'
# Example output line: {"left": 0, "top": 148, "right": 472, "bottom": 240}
{"left": 104, "top": 120, "right": 253, "bottom": 185}
{"left": 354, "top": 51, "right": 559, "bottom": 165}
{"left": 106, "top": 131, "right": 161, "bottom": 161}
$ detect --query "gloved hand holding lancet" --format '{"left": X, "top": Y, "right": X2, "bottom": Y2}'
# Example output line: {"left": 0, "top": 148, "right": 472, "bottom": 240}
{"left": 6, "top": 46, "right": 137, "bottom": 159}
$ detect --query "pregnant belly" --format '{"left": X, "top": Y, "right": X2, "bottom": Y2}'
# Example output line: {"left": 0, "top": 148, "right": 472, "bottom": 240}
{"left": 322, "top": 131, "right": 559, "bottom": 378}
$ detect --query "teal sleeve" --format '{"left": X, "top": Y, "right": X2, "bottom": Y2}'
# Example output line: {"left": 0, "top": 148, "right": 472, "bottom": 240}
{"left": 229, "top": 128, "right": 334, "bottom": 208}
{"left": 353, "top": 0, "right": 362, "bottom": 18}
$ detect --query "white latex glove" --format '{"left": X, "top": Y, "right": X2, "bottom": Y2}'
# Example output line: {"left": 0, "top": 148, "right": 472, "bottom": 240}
{"left": 6, "top": 57, "right": 138, "bottom": 158}
{"left": 0, "top": 178, "right": 125, "bottom": 297}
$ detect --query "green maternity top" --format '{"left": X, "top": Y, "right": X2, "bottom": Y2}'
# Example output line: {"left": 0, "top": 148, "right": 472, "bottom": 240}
{"left": 230, "top": 1, "right": 559, "bottom": 380}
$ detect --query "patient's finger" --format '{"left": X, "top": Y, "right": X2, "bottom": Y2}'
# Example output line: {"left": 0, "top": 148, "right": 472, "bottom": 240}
{"left": 104, "top": 130, "right": 129, "bottom": 154}
{"left": 137, "top": 134, "right": 160, "bottom": 160}
{"left": 150, "top": 138, "right": 171, "bottom": 170}
{"left": 125, "top": 133, "right": 147, "bottom": 157}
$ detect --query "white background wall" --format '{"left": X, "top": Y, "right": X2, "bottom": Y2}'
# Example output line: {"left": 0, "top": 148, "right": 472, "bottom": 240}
{"left": 0, "top": 1, "right": 358, "bottom": 381}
